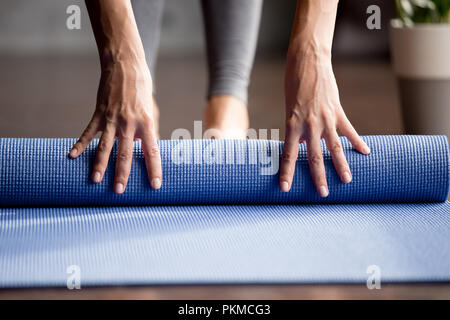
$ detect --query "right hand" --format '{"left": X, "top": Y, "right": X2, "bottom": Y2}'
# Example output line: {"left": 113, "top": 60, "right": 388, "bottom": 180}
{"left": 69, "top": 58, "right": 162, "bottom": 194}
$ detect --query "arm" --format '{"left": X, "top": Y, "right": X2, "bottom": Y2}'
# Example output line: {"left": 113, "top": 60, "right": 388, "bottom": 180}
{"left": 279, "top": 0, "right": 370, "bottom": 197}
{"left": 69, "top": 0, "right": 161, "bottom": 194}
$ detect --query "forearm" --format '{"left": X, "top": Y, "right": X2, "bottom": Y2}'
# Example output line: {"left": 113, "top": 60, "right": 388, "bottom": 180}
{"left": 72, "top": 1, "right": 159, "bottom": 194}
{"left": 288, "top": 0, "right": 339, "bottom": 58}
{"left": 85, "top": 0, "right": 146, "bottom": 67}
{"left": 281, "top": 0, "right": 371, "bottom": 197}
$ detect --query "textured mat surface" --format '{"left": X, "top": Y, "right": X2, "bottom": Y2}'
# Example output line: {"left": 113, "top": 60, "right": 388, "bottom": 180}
{"left": 0, "top": 136, "right": 449, "bottom": 287}
{"left": 0, "top": 135, "right": 449, "bottom": 205}
{"left": 1, "top": 203, "right": 449, "bottom": 287}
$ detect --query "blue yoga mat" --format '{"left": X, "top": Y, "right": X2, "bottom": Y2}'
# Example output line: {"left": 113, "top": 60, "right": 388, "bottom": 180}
{"left": 0, "top": 135, "right": 449, "bottom": 287}
{"left": 0, "top": 135, "right": 448, "bottom": 205}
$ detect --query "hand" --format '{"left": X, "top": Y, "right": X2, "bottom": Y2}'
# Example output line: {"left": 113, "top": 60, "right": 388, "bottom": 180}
{"left": 279, "top": 49, "right": 370, "bottom": 197}
{"left": 69, "top": 58, "right": 162, "bottom": 194}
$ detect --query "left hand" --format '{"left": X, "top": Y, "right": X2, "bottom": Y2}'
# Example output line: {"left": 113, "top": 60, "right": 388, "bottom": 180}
{"left": 279, "top": 48, "right": 370, "bottom": 197}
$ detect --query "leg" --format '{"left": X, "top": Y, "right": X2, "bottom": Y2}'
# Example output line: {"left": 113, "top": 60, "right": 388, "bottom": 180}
{"left": 131, "top": 0, "right": 165, "bottom": 138}
{"left": 131, "top": 0, "right": 165, "bottom": 79}
{"left": 201, "top": 0, "right": 263, "bottom": 138}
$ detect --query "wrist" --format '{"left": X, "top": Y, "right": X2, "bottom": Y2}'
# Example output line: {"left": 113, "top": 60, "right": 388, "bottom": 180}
{"left": 100, "top": 54, "right": 152, "bottom": 85}
{"left": 287, "top": 38, "right": 332, "bottom": 62}
{"left": 100, "top": 47, "right": 147, "bottom": 67}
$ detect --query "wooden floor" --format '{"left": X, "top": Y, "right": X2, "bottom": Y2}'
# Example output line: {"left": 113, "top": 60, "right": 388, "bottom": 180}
{"left": 1, "top": 284, "right": 449, "bottom": 300}
{"left": 0, "top": 54, "right": 434, "bottom": 300}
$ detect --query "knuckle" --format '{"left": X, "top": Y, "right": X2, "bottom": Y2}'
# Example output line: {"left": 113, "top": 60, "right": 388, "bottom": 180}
{"left": 330, "top": 141, "right": 342, "bottom": 153}
{"left": 304, "top": 114, "right": 319, "bottom": 130}
{"left": 285, "top": 111, "right": 302, "bottom": 132}
{"left": 117, "top": 151, "right": 132, "bottom": 162}
{"left": 117, "top": 113, "right": 128, "bottom": 124}
{"left": 105, "top": 109, "right": 117, "bottom": 124}
{"left": 117, "top": 112, "right": 128, "bottom": 123}
{"left": 286, "top": 114, "right": 299, "bottom": 128}
{"left": 286, "top": 108, "right": 300, "bottom": 121}
{"left": 96, "top": 104, "right": 107, "bottom": 114}
{"left": 282, "top": 150, "right": 297, "bottom": 162}
{"left": 309, "top": 153, "right": 323, "bottom": 166}
{"left": 97, "top": 139, "right": 109, "bottom": 153}
{"left": 116, "top": 125, "right": 134, "bottom": 139}
{"left": 118, "top": 109, "right": 136, "bottom": 124}
{"left": 145, "top": 144, "right": 160, "bottom": 158}
{"left": 320, "top": 108, "right": 333, "bottom": 121}
{"left": 78, "top": 135, "right": 88, "bottom": 145}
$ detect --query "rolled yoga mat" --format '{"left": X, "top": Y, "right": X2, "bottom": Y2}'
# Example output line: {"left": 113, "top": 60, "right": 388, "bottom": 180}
{"left": 0, "top": 135, "right": 449, "bottom": 205}
{"left": 0, "top": 135, "right": 449, "bottom": 287}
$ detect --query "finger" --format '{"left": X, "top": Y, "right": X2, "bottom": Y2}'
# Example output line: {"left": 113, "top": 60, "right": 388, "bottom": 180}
{"left": 141, "top": 129, "right": 162, "bottom": 190}
{"left": 69, "top": 117, "right": 99, "bottom": 158}
{"left": 91, "top": 124, "right": 115, "bottom": 183}
{"left": 114, "top": 134, "right": 134, "bottom": 194}
{"left": 307, "top": 136, "right": 329, "bottom": 197}
{"left": 279, "top": 125, "right": 300, "bottom": 192}
{"left": 338, "top": 115, "right": 370, "bottom": 155}
{"left": 324, "top": 130, "right": 352, "bottom": 184}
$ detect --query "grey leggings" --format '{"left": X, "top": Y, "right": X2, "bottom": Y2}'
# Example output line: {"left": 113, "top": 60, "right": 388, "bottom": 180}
{"left": 131, "top": 0, "right": 263, "bottom": 104}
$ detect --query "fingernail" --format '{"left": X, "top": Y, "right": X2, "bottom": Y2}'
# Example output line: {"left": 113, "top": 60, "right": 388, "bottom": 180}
{"left": 362, "top": 144, "right": 371, "bottom": 155}
{"left": 115, "top": 183, "right": 124, "bottom": 194}
{"left": 151, "top": 178, "right": 161, "bottom": 190}
{"left": 69, "top": 148, "right": 78, "bottom": 158}
{"left": 280, "top": 181, "right": 290, "bottom": 192}
{"left": 319, "top": 186, "right": 329, "bottom": 198}
{"left": 92, "top": 171, "right": 101, "bottom": 183}
{"left": 342, "top": 172, "right": 352, "bottom": 184}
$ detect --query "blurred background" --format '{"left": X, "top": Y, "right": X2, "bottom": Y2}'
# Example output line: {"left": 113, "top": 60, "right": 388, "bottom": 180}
{"left": 0, "top": 0, "right": 403, "bottom": 139}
